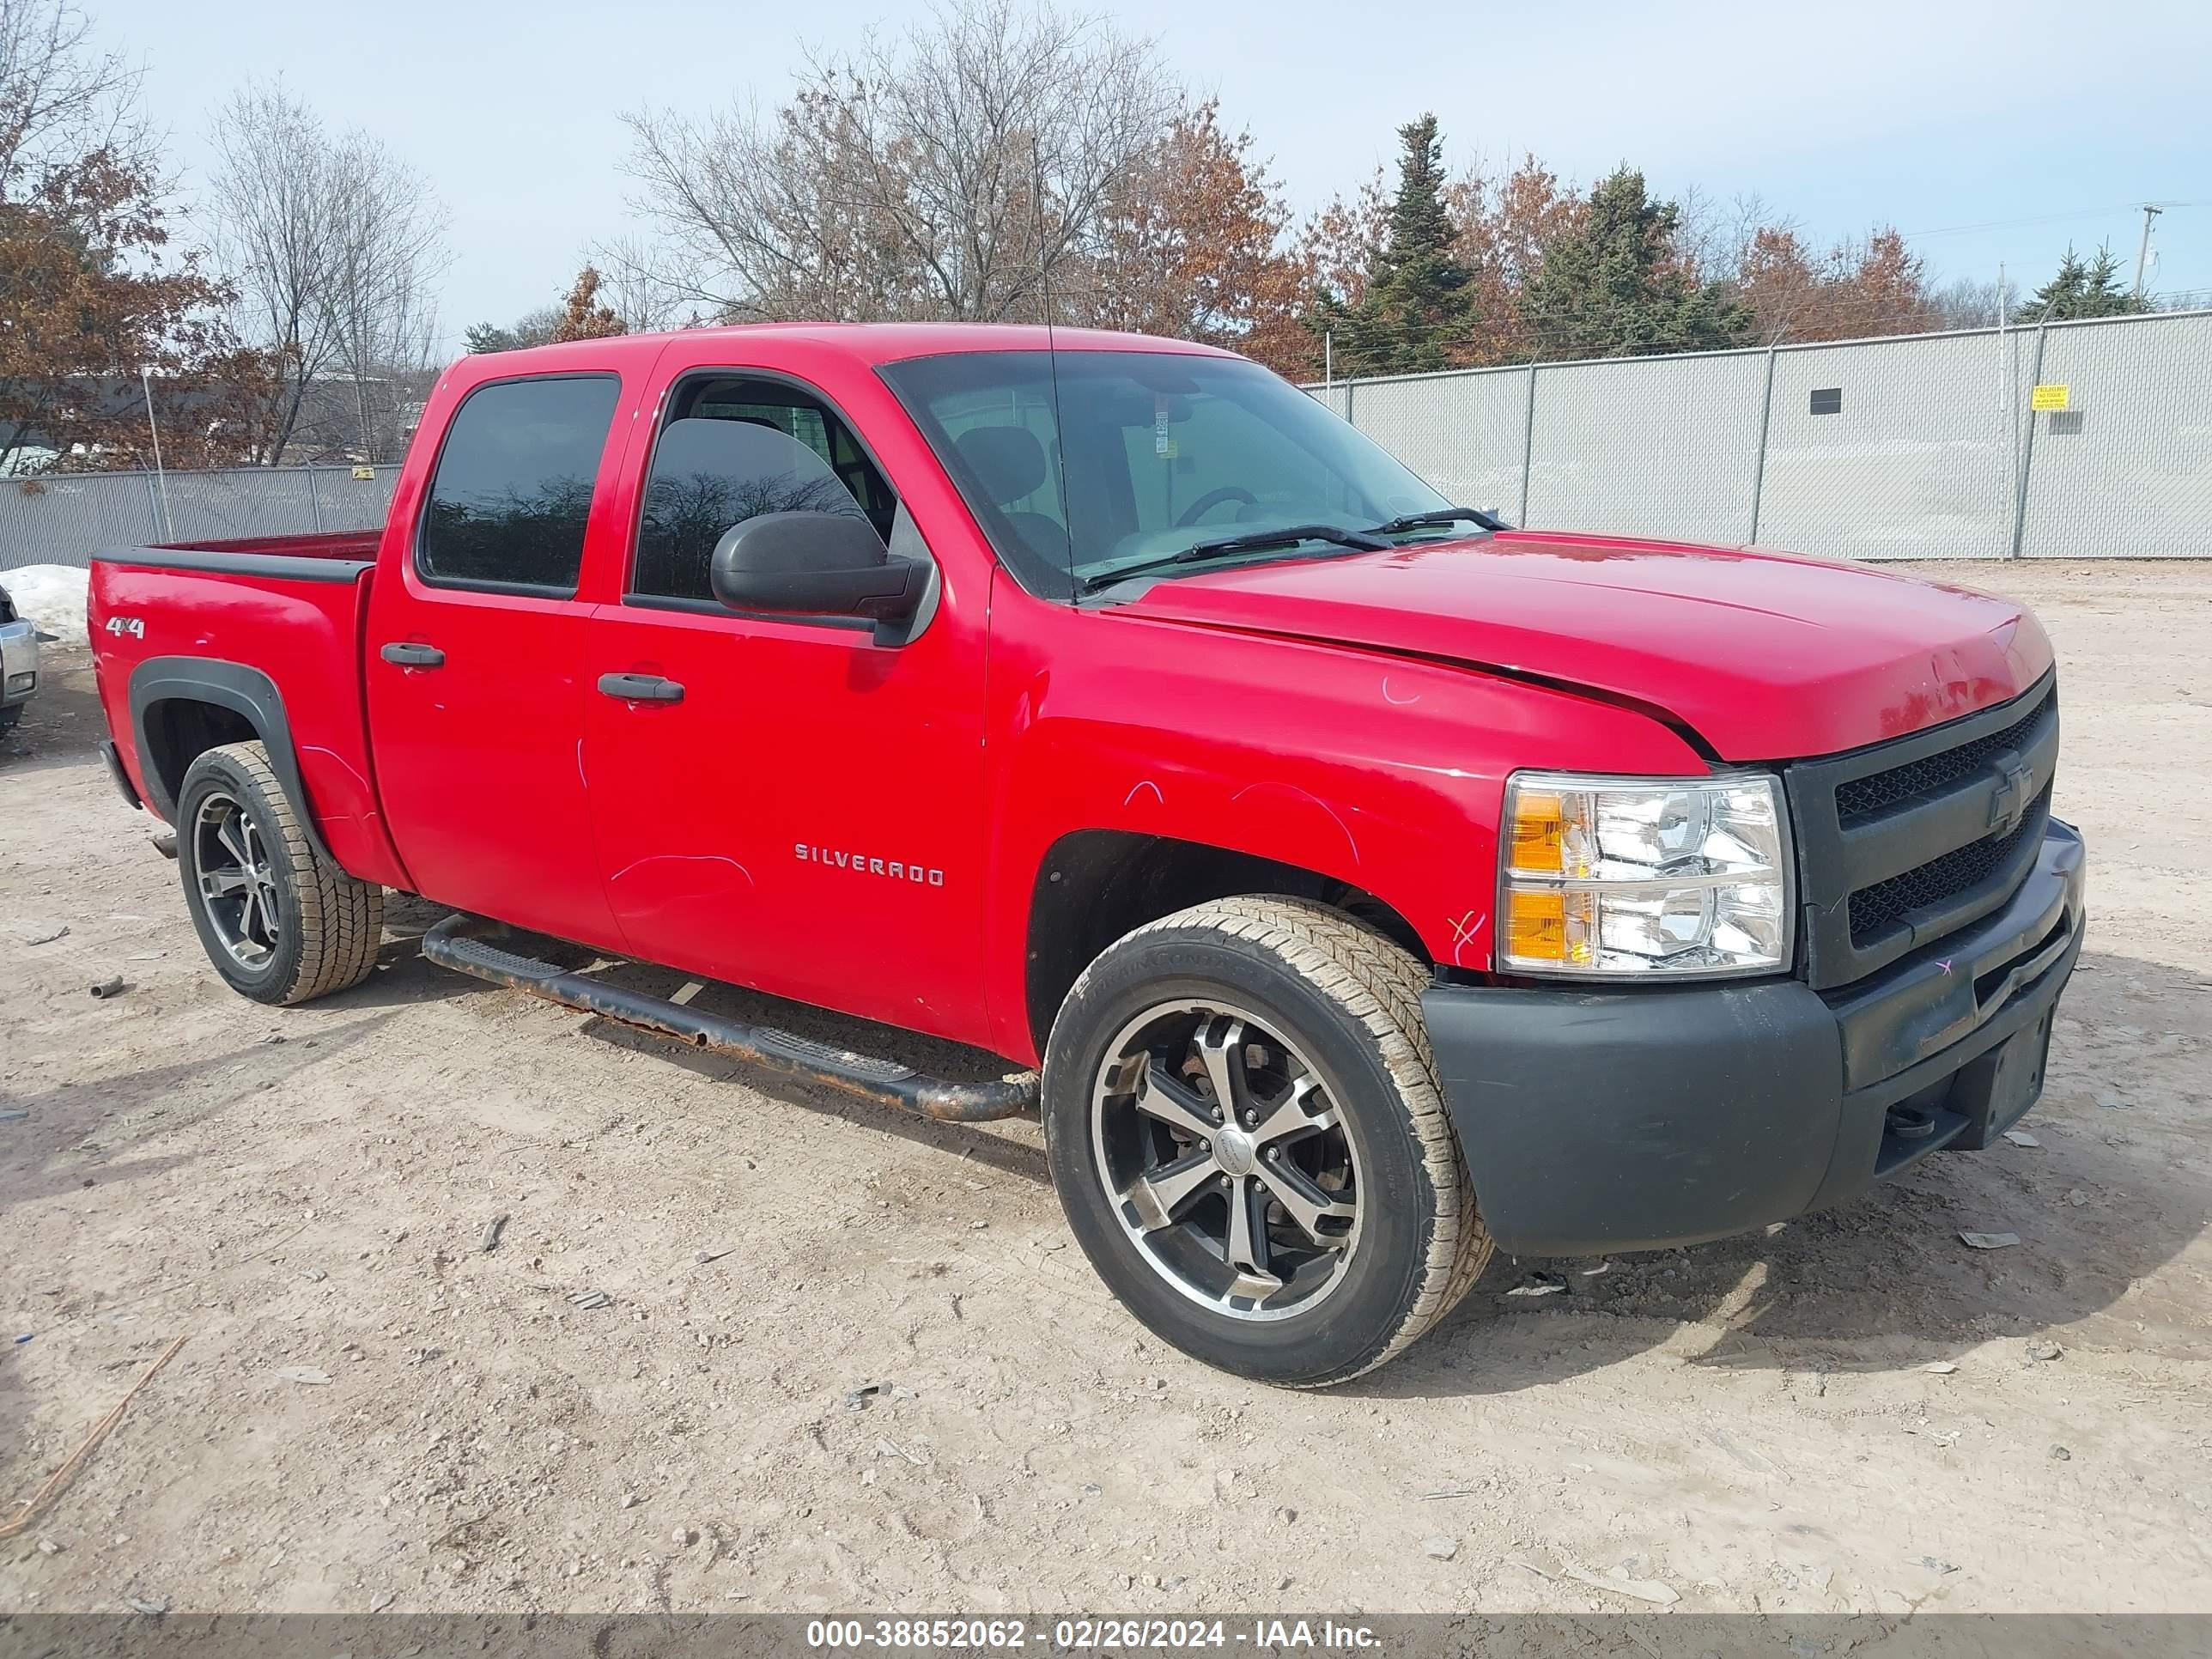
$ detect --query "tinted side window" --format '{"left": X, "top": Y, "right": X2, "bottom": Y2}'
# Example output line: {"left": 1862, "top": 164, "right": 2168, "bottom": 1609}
{"left": 417, "top": 375, "right": 621, "bottom": 592}
{"left": 633, "top": 410, "right": 880, "bottom": 604}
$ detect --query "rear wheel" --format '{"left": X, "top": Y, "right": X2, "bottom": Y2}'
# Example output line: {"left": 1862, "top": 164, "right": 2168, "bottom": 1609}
{"left": 176, "top": 741, "right": 383, "bottom": 1006}
{"left": 1042, "top": 896, "right": 1491, "bottom": 1386}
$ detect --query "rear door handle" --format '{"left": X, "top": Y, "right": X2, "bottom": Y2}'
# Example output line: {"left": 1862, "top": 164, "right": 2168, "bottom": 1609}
{"left": 380, "top": 641, "right": 445, "bottom": 668}
{"left": 598, "top": 672, "right": 684, "bottom": 703}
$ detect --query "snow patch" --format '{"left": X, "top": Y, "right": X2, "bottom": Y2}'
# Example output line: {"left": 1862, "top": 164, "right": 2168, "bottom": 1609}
{"left": 1, "top": 564, "right": 90, "bottom": 643}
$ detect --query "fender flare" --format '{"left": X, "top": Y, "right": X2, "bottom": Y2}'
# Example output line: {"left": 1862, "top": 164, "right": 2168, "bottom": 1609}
{"left": 128, "top": 655, "right": 336, "bottom": 865}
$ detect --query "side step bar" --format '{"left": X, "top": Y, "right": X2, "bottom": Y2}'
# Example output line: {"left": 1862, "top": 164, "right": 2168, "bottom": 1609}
{"left": 420, "top": 913, "right": 1038, "bottom": 1122}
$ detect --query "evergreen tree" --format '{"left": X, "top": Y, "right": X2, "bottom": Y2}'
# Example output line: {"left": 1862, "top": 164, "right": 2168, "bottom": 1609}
{"left": 2014, "top": 245, "right": 2146, "bottom": 321}
{"left": 1516, "top": 167, "right": 1750, "bottom": 360}
{"left": 463, "top": 307, "right": 562, "bottom": 354}
{"left": 1307, "top": 113, "right": 1473, "bottom": 375}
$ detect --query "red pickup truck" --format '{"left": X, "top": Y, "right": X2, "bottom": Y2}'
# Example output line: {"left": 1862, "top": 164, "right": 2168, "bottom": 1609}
{"left": 88, "top": 324, "right": 2082, "bottom": 1384}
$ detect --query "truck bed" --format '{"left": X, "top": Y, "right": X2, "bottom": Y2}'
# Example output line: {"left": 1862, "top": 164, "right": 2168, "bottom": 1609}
{"left": 104, "top": 528, "right": 386, "bottom": 578}
{"left": 88, "top": 526, "right": 411, "bottom": 890}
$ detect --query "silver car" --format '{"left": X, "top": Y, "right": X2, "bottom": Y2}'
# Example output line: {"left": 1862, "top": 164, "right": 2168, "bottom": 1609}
{"left": 0, "top": 579, "right": 38, "bottom": 736}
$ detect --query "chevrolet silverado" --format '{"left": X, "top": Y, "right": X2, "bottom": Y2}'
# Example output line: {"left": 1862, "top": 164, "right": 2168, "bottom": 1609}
{"left": 86, "top": 324, "right": 2083, "bottom": 1384}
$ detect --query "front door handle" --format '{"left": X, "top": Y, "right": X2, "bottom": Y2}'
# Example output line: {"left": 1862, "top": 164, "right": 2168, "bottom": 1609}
{"left": 598, "top": 672, "right": 684, "bottom": 704}
{"left": 380, "top": 641, "right": 445, "bottom": 668}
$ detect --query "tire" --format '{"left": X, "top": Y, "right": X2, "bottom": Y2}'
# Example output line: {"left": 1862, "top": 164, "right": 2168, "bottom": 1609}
{"left": 0, "top": 703, "right": 20, "bottom": 735}
{"left": 175, "top": 740, "right": 383, "bottom": 1006}
{"left": 1042, "top": 896, "right": 1492, "bottom": 1387}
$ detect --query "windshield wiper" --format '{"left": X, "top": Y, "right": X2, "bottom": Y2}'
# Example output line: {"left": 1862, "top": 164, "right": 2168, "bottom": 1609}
{"left": 1368, "top": 506, "right": 1510, "bottom": 536}
{"left": 1080, "top": 524, "right": 1390, "bottom": 593}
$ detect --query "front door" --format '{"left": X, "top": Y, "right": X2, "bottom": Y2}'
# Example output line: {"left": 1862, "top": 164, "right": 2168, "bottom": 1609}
{"left": 580, "top": 368, "right": 991, "bottom": 1043}
{"left": 366, "top": 370, "right": 628, "bottom": 948}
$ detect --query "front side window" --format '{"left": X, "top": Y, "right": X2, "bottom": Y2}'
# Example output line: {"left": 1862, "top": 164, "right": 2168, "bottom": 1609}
{"left": 631, "top": 375, "right": 898, "bottom": 604}
{"left": 878, "top": 350, "right": 1450, "bottom": 596}
{"left": 417, "top": 374, "right": 621, "bottom": 593}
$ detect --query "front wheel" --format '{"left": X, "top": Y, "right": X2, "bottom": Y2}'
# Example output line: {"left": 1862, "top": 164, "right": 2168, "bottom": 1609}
{"left": 176, "top": 741, "right": 384, "bottom": 1006}
{"left": 1042, "top": 896, "right": 1491, "bottom": 1386}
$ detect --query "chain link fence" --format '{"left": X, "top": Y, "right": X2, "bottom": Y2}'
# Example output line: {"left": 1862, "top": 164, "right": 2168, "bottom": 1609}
{"left": 1320, "top": 307, "right": 2212, "bottom": 561}
{"left": 0, "top": 465, "right": 401, "bottom": 574}
{"left": 4, "top": 311, "right": 2205, "bottom": 575}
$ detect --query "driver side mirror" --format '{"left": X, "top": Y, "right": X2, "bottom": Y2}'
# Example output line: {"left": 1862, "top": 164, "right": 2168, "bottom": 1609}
{"left": 709, "top": 511, "right": 926, "bottom": 621}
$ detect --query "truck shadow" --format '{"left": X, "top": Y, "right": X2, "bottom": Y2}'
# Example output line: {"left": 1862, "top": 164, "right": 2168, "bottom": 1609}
{"left": 325, "top": 911, "right": 2207, "bottom": 1396}
{"left": 0, "top": 1012, "right": 398, "bottom": 1229}
{"left": 323, "top": 898, "right": 1053, "bottom": 1185}
{"left": 1358, "top": 945, "right": 2212, "bottom": 1396}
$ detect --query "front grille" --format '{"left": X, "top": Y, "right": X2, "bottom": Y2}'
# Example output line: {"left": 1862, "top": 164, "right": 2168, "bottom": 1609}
{"left": 1786, "top": 674, "right": 2060, "bottom": 990}
{"left": 1834, "top": 692, "right": 2053, "bottom": 823}
{"left": 1848, "top": 787, "right": 2049, "bottom": 945}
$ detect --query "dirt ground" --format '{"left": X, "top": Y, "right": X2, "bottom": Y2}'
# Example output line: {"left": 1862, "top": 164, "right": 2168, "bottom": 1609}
{"left": 2, "top": 560, "right": 2209, "bottom": 1620}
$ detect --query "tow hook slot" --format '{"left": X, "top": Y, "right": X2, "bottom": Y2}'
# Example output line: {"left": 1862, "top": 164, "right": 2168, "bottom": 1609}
{"left": 1886, "top": 1103, "right": 1938, "bottom": 1140}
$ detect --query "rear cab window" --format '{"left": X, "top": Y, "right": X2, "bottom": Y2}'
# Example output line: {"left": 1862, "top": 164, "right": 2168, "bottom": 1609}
{"left": 416, "top": 374, "right": 623, "bottom": 595}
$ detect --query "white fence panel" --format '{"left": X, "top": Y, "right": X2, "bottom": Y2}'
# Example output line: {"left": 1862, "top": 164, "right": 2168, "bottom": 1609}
{"left": 163, "top": 469, "right": 322, "bottom": 542}
{"left": 0, "top": 466, "right": 400, "bottom": 572}
{"left": 9, "top": 317, "right": 2212, "bottom": 577}
{"left": 1753, "top": 330, "right": 2027, "bottom": 562}
{"left": 1318, "top": 308, "right": 2212, "bottom": 564}
{"left": 1, "top": 472, "right": 162, "bottom": 568}
{"left": 1346, "top": 368, "right": 1529, "bottom": 520}
{"left": 2020, "top": 310, "right": 2212, "bottom": 560}
{"left": 1523, "top": 349, "right": 1769, "bottom": 544}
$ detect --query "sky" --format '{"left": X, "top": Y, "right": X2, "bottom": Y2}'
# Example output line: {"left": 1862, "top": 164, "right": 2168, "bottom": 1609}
{"left": 94, "top": 0, "right": 2212, "bottom": 354}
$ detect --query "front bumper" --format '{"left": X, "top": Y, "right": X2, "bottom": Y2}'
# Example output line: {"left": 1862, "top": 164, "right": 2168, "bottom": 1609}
{"left": 0, "top": 617, "right": 37, "bottom": 708}
{"left": 1423, "top": 818, "right": 2085, "bottom": 1256}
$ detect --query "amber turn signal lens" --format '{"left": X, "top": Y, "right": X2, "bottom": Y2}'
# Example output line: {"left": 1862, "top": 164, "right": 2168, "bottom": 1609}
{"left": 1509, "top": 790, "right": 1565, "bottom": 875}
{"left": 1504, "top": 889, "right": 1592, "bottom": 969}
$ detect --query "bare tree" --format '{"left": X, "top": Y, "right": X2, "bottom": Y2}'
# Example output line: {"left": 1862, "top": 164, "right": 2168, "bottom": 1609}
{"left": 0, "top": 0, "right": 152, "bottom": 199}
{"left": 1929, "top": 275, "right": 2008, "bottom": 331}
{"left": 0, "top": 0, "right": 252, "bottom": 475}
{"left": 588, "top": 234, "right": 702, "bottom": 332}
{"left": 204, "top": 81, "right": 448, "bottom": 463}
{"left": 205, "top": 83, "right": 343, "bottom": 461}
{"left": 619, "top": 0, "right": 1175, "bottom": 324}
{"left": 323, "top": 131, "right": 447, "bottom": 460}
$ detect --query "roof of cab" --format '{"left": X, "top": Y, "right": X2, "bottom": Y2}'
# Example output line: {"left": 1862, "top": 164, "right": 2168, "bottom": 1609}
{"left": 458, "top": 321, "right": 1241, "bottom": 377}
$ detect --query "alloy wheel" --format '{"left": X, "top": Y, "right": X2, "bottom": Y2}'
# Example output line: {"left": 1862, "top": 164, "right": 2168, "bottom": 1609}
{"left": 192, "top": 790, "right": 282, "bottom": 969}
{"left": 1091, "top": 999, "right": 1363, "bottom": 1321}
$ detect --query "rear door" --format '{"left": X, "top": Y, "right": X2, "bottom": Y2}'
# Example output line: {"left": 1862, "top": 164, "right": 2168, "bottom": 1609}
{"left": 365, "top": 369, "right": 629, "bottom": 946}
{"left": 580, "top": 362, "right": 992, "bottom": 1042}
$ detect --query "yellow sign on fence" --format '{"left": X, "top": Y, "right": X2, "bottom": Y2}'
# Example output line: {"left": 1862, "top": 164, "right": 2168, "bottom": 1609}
{"left": 352, "top": 465, "right": 376, "bottom": 481}
{"left": 2030, "top": 384, "right": 2070, "bottom": 412}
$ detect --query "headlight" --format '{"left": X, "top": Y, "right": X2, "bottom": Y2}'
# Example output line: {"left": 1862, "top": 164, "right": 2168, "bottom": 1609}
{"left": 1499, "top": 771, "right": 1794, "bottom": 978}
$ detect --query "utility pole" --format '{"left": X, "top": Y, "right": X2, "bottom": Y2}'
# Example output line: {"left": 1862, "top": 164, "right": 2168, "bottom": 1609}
{"left": 2134, "top": 204, "right": 2163, "bottom": 301}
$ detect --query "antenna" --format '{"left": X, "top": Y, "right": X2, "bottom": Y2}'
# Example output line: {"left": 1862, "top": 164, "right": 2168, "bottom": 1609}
{"left": 1030, "top": 135, "right": 1076, "bottom": 602}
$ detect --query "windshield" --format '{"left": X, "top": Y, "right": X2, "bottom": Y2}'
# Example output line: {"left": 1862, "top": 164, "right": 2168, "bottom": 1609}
{"left": 878, "top": 349, "right": 1453, "bottom": 597}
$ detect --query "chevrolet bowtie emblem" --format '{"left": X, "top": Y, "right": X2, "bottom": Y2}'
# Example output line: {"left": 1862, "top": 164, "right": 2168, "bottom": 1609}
{"left": 1987, "top": 753, "right": 2033, "bottom": 836}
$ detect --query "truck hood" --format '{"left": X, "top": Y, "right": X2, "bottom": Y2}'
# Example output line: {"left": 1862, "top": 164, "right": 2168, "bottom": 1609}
{"left": 1113, "top": 531, "right": 2053, "bottom": 762}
